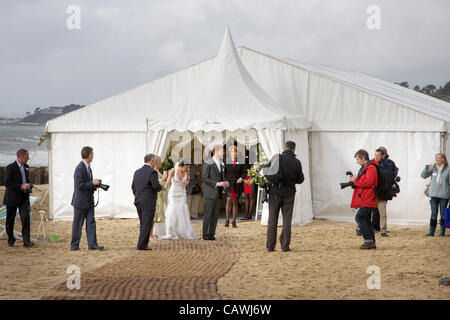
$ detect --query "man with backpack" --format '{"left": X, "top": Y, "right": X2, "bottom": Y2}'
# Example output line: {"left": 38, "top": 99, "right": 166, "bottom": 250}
{"left": 349, "top": 149, "right": 379, "bottom": 249}
{"left": 263, "top": 141, "right": 304, "bottom": 253}
{"left": 372, "top": 147, "right": 399, "bottom": 237}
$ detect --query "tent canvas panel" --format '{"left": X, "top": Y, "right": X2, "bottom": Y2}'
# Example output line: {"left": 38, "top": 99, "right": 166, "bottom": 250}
{"left": 238, "top": 47, "right": 446, "bottom": 132}
{"left": 50, "top": 132, "right": 146, "bottom": 220}
{"left": 311, "top": 131, "right": 440, "bottom": 224}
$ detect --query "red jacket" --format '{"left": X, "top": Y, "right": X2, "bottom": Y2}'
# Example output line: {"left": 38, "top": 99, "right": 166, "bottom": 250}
{"left": 351, "top": 160, "right": 379, "bottom": 209}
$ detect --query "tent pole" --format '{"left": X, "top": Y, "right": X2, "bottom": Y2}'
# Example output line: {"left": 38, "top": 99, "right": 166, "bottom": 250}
{"left": 145, "top": 118, "right": 149, "bottom": 153}
{"left": 440, "top": 132, "right": 447, "bottom": 154}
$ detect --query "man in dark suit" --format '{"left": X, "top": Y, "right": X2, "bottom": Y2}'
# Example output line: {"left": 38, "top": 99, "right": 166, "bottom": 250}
{"left": 70, "top": 146, "right": 104, "bottom": 251}
{"left": 3, "top": 149, "right": 34, "bottom": 247}
{"left": 132, "top": 154, "right": 163, "bottom": 250}
{"left": 202, "top": 145, "right": 229, "bottom": 240}
{"left": 264, "top": 141, "right": 304, "bottom": 252}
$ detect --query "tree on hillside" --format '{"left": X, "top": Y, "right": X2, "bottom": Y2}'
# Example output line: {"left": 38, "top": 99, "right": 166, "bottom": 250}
{"left": 413, "top": 85, "right": 420, "bottom": 91}
{"left": 442, "top": 81, "right": 450, "bottom": 95}
{"left": 421, "top": 84, "right": 436, "bottom": 95}
{"left": 395, "top": 81, "right": 409, "bottom": 88}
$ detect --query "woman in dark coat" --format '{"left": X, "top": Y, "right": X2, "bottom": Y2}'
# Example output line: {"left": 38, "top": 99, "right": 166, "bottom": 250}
{"left": 224, "top": 146, "right": 247, "bottom": 227}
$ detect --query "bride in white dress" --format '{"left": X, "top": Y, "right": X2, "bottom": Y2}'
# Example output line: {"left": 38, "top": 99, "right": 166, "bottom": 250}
{"left": 158, "top": 160, "right": 197, "bottom": 240}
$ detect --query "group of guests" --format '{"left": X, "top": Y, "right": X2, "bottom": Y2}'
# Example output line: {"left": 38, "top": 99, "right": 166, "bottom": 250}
{"left": 182, "top": 146, "right": 257, "bottom": 225}
{"left": 349, "top": 146, "right": 448, "bottom": 250}
{"left": 4, "top": 143, "right": 446, "bottom": 253}
{"left": 131, "top": 144, "right": 261, "bottom": 250}
{"left": 348, "top": 147, "right": 398, "bottom": 249}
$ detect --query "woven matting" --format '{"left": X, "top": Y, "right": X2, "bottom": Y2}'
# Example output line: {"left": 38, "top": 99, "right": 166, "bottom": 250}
{"left": 42, "top": 234, "right": 239, "bottom": 300}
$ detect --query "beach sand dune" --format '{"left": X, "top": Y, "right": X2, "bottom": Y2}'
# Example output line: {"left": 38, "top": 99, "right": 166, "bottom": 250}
{"left": 0, "top": 185, "right": 449, "bottom": 300}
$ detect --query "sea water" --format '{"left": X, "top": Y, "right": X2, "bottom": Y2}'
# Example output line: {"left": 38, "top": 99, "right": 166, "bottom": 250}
{"left": 0, "top": 125, "right": 48, "bottom": 166}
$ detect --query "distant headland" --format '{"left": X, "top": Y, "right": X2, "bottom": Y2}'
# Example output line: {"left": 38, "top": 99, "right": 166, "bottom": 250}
{"left": 0, "top": 104, "right": 85, "bottom": 125}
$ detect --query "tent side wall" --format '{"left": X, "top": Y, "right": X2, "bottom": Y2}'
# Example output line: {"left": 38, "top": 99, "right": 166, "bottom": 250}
{"left": 239, "top": 47, "right": 447, "bottom": 224}
{"left": 49, "top": 132, "right": 147, "bottom": 220}
{"left": 310, "top": 131, "right": 440, "bottom": 224}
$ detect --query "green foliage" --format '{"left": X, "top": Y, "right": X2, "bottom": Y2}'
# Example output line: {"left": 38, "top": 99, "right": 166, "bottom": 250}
{"left": 160, "top": 152, "right": 174, "bottom": 173}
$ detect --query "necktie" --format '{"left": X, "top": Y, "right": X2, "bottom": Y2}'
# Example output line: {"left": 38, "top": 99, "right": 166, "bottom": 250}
{"left": 19, "top": 164, "right": 26, "bottom": 184}
{"left": 88, "top": 164, "right": 93, "bottom": 180}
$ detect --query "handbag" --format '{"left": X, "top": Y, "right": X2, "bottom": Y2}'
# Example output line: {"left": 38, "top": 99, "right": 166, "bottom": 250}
{"left": 445, "top": 207, "right": 450, "bottom": 229}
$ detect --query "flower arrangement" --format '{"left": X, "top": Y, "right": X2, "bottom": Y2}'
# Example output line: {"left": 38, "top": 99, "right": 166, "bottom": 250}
{"left": 246, "top": 162, "right": 268, "bottom": 184}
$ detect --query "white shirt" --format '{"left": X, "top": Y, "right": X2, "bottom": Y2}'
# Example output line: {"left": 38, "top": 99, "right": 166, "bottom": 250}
{"left": 213, "top": 156, "right": 223, "bottom": 188}
{"left": 213, "top": 157, "right": 222, "bottom": 174}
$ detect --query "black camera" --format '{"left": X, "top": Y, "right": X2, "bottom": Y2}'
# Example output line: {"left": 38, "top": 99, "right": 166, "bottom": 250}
{"left": 95, "top": 179, "right": 110, "bottom": 191}
{"left": 339, "top": 171, "right": 354, "bottom": 189}
{"left": 392, "top": 176, "right": 401, "bottom": 197}
{"left": 259, "top": 182, "right": 272, "bottom": 203}
{"left": 24, "top": 184, "right": 33, "bottom": 194}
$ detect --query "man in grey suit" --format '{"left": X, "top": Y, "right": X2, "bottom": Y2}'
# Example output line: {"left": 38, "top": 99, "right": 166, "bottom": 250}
{"left": 202, "top": 145, "right": 229, "bottom": 240}
{"left": 132, "top": 154, "right": 163, "bottom": 250}
{"left": 71, "top": 146, "right": 104, "bottom": 251}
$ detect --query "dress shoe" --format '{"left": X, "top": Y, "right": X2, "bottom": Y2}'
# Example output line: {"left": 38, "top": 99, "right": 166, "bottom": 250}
{"left": 282, "top": 248, "right": 292, "bottom": 252}
{"left": 88, "top": 245, "right": 104, "bottom": 251}
{"left": 360, "top": 241, "right": 376, "bottom": 249}
{"left": 23, "top": 242, "right": 35, "bottom": 248}
{"left": 71, "top": 248, "right": 80, "bottom": 251}
{"left": 8, "top": 243, "right": 15, "bottom": 247}
{"left": 439, "top": 277, "right": 450, "bottom": 286}
{"left": 137, "top": 246, "right": 152, "bottom": 250}
{"left": 267, "top": 248, "right": 275, "bottom": 252}
{"left": 224, "top": 220, "right": 229, "bottom": 227}
{"left": 232, "top": 220, "right": 237, "bottom": 228}
{"left": 381, "top": 232, "right": 389, "bottom": 237}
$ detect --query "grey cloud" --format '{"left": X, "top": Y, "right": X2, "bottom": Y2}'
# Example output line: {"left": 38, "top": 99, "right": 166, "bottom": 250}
{"left": 0, "top": 0, "right": 449, "bottom": 115}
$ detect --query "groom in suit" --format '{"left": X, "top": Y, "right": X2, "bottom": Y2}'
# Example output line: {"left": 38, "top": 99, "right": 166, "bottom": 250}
{"left": 202, "top": 145, "right": 229, "bottom": 240}
{"left": 132, "top": 154, "right": 163, "bottom": 250}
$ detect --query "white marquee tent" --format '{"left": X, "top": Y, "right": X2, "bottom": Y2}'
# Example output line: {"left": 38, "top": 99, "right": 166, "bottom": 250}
{"left": 46, "top": 26, "right": 450, "bottom": 225}
{"left": 45, "top": 26, "right": 313, "bottom": 224}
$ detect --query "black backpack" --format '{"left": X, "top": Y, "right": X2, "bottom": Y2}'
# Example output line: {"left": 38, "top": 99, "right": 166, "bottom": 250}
{"left": 369, "top": 162, "right": 394, "bottom": 201}
{"left": 263, "top": 154, "right": 284, "bottom": 184}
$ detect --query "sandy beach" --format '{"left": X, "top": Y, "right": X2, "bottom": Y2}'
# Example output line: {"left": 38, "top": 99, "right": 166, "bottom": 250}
{"left": 0, "top": 185, "right": 449, "bottom": 300}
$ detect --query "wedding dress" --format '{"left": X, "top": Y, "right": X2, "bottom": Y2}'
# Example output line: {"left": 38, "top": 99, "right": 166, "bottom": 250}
{"left": 161, "top": 163, "right": 197, "bottom": 240}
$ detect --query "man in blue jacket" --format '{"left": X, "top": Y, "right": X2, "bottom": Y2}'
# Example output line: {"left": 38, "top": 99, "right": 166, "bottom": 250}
{"left": 70, "top": 146, "right": 104, "bottom": 251}
{"left": 371, "top": 147, "right": 398, "bottom": 237}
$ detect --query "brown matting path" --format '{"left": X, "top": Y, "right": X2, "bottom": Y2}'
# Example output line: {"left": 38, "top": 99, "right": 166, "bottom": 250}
{"left": 42, "top": 233, "right": 239, "bottom": 300}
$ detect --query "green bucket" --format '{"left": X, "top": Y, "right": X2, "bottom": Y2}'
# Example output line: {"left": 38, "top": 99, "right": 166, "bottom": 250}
{"left": 49, "top": 233, "right": 60, "bottom": 243}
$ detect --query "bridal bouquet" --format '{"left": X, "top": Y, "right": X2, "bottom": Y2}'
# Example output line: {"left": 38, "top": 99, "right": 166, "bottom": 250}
{"left": 247, "top": 162, "right": 267, "bottom": 184}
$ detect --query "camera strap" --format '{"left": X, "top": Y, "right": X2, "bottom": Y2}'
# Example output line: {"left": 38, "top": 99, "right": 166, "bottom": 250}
{"left": 94, "top": 189, "right": 100, "bottom": 208}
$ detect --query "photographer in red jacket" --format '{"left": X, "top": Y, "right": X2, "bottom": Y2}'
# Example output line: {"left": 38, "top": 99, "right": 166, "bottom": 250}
{"left": 349, "top": 149, "right": 379, "bottom": 249}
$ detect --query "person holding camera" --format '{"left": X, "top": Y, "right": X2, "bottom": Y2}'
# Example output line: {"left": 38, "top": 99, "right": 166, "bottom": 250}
{"left": 264, "top": 141, "right": 304, "bottom": 253}
{"left": 420, "top": 153, "right": 450, "bottom": 237}
{"left": 349, "top": 149, "right": 379, "bottom": 249}
{"left": 3, "top": 149, "right": 34, "bottom": 248}
{"left": 70, "top": 146, "right": 104, "bottom": 251}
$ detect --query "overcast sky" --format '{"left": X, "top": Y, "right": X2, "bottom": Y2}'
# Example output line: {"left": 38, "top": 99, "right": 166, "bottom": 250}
{"left": 1, "top": 0, "right": 449, "bottom": 116}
